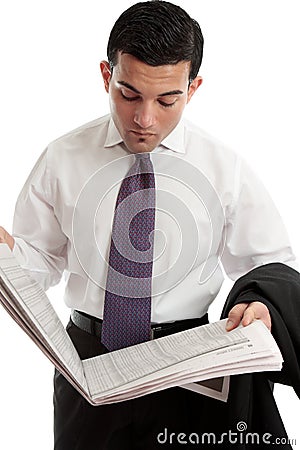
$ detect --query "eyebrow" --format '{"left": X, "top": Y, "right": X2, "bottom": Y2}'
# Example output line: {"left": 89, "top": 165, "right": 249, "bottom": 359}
{"left": 117, "top": 81, "right": 184, "bottom": 97}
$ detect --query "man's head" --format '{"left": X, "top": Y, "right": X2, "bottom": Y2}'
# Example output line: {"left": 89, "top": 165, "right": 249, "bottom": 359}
{"left": 107, "top": 0, "right": 203, "bottom": 83}
{"left": 100, "top": 1, "right": 204, "bottom": 153}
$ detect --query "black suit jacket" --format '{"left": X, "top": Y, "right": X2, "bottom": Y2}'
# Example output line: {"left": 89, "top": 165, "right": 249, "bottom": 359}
{"left": 199, "top": 263, "right": 300, "bottom": 449}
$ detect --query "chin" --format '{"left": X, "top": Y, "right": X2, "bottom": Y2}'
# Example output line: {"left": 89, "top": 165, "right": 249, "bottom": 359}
{"left": 125, "top": 141, "right": 156, "bottom": 154}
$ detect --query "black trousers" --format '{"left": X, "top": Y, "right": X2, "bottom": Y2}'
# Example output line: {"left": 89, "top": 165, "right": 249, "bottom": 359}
{"left": 53, "top": 318, "right": 214, "bottom": 450}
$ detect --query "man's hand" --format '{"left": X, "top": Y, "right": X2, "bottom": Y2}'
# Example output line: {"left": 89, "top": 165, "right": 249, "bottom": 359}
{"left": 226, "top": 301, "right": 271, "bottom": 332}
{"left": 0, "top": 226, "right": 15, "bottom": 251}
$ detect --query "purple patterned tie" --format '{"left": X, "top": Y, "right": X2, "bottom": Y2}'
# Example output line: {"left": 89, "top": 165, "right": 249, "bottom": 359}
{"left": 101, "top": 153, "right": 155, "bottom": 351}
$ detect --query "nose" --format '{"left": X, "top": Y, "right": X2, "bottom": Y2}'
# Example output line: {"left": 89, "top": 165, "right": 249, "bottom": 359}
{"left": 133, "top": 102, "right": 156, "bottom": 129}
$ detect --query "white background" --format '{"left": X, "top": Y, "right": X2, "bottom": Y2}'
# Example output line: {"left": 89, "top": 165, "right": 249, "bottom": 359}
{"left": 0, "top": 0, "right": 299, "bottom": 448}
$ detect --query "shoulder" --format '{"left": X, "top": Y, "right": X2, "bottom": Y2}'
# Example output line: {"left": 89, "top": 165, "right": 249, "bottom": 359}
{"left": 181, "top": 118, "right": 241, "bottom": 191}
{"left": 183, "top": 118, "right": 238, "bottom": 162}
{"left": 48, "top": 114, "right": 111, "bottom": 153}
{"left": 37, "top": 115, "right": 113, "bottom": 195}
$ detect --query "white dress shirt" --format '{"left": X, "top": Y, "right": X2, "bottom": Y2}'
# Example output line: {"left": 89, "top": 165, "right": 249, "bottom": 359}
{"left": 12, "top": 114, "right": 296, "bottom": 322}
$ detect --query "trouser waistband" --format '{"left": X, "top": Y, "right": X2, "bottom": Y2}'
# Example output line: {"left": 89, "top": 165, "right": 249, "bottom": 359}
{"left": 71, "top": 309, "right": 209, "bottom": 340}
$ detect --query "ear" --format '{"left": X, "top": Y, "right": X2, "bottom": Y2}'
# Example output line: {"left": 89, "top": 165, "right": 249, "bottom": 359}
{"left": 187, "top": 76, "right": 203, "bottom": 103}
{"left": 100, "top": 60, "right": 111, "bottom": 93}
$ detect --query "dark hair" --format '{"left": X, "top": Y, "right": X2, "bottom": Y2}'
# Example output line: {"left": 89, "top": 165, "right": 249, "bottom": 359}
{"left": 107, "top": 0, "right": 204, "bottom": 82}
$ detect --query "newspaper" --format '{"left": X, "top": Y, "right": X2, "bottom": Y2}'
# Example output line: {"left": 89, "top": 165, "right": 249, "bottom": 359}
{"left": 0, "top": 244, "right": 283, "bottom": 405}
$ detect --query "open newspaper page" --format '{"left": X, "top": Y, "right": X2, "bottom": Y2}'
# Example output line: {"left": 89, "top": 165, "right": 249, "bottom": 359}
{"left": 0, "top": 244, "right": 89, "bottom": 399}
{"left": 82, "top": 318, "right": 283, "bottom": 404}
{"left": 0, "top": 243, "right": 283, "bottom": 406}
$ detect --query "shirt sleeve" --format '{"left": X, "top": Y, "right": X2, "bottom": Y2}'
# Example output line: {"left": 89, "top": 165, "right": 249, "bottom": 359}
{"left": 12, "top": 149, "right": 67, "bottom": 290}
{"left": 221, "top": 156, "right": 297, "bottom": 280}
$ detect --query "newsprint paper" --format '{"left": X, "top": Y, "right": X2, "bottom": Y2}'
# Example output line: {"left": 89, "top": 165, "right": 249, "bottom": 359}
{"left": 0, "top": 244, "right": 283, "bottom": 404}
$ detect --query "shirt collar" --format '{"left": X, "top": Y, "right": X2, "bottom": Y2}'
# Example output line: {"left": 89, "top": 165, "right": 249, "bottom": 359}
{"left": 104, "top": 118, "right": 123, "bottom": 147}
{"left": 104, "top": 117, "right": 185, "bottom": 154}
{"left": 160, "top": 121, "right": 185, "bottom": 154}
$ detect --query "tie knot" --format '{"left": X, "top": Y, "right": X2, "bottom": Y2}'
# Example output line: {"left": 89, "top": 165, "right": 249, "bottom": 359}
{"left": 134, "top": 152, "right": 153, "bottom": 173}
{"left": 135, "top": 152, "right": 151, "bottom": 160}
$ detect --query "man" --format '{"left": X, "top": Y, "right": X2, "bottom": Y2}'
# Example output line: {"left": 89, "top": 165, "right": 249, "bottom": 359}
{"left": 0, "top": 1, "right": 298, "bottom": 449}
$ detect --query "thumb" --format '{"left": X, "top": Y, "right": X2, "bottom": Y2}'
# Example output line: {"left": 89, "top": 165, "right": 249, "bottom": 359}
{"left": 226, "top": 303, "right": 248, "bottom": 331}
{"left": 0, "top": 226, "right": 15, "bottom": 251}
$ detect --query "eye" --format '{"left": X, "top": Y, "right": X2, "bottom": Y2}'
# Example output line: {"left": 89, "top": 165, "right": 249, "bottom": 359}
{"left": 121, "top": 92, "right": 139, "bottom": 102}
{"left": 158, "top": 99, "right": 176, "bottom": 108}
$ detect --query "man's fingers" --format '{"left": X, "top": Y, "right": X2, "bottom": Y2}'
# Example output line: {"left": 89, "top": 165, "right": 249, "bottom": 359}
{"left": 226, "top": 301, "right": 272, "bottom": 332}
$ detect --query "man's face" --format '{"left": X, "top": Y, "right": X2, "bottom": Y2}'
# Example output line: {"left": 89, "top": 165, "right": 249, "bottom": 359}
{"left": 100, "top": 53, "right": 202, "bottom": 153}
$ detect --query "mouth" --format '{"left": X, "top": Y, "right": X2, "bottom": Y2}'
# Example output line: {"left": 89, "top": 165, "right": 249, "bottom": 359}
{"left": 130, "top": 130, "right": 155, "bottom": 137}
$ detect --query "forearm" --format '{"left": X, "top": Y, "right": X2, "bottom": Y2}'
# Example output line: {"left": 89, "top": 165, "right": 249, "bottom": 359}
{"left": 12, "top": 236, "right": 66, "bottom": 291}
